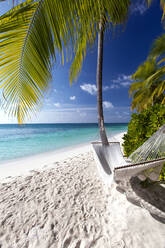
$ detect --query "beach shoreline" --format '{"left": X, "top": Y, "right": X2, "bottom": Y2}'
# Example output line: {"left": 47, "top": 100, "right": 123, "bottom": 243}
{"left": 0, "top": 132, "right": 125, "bottom": 182}
{"left": 0, "top": 131, "right": 165, "bottom": 247}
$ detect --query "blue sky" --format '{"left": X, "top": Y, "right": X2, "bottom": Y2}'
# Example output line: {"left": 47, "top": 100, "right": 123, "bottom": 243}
{"left": 0, "top": 0, "right": 164, "bottom": 123}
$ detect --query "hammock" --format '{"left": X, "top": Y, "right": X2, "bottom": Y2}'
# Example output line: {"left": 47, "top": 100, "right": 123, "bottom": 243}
{"left": 92, "top": 125, "right": 165, "bottom": 183}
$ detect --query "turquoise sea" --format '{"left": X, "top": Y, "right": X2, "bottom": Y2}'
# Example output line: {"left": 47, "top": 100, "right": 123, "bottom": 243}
{"left": 0, "top": 123, "right": 128, "bottom": 162}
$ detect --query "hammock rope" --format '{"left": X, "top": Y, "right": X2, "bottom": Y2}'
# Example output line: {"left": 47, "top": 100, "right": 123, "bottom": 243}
{"left": 129, "top": 124, "right": 165, "bottom": 163}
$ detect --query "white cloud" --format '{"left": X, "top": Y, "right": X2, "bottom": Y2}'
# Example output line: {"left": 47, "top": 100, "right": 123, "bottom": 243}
{"left": 80, "top": 83, "right": 111, "bottom": 95}
{"left": 120, "top": 82, "right": 131, "bottom": 87}
{"left": 29, "top": 105, "right": 130, "bottom": 123}
{"left": 0, "top": 110, "right": 17, "bottom": 124}
{"left": 70, "top": 96, "right": 76, "bottom": 101}
{"left": 44, "top": 98, "right": 52, "bottom": 106}
{"left": 80, "top": 84, "right": 97, "bottom": 95}
{"left": 52, "top": 106, "right": 97, "bottom": 112}
{"left": 123, "top": 75, "right": 131, "bottom": 81}
{"left": 103, "top": 101, "right": 114, "bottom": 109}
{"left": 111, "top": 74, "right": 132, "bottom": 88}
{"left": 112, "top": 74, "right": 131, "bottom": 84}
{"left": 0, "top": 105, "right": 131, "bottom": 124}
{"left": 131, "top": 0, "right": 148, "bottom": 15}
{"left": 103, "top": 86, "right": 110, "bottom": 91}
{"left": 54, "top": 102, "right": 60, "bottom": 107}
{"left": 123, "top": 112, "right": 130, "bottom": 115}
{"left": 0, "top": 99, "right": 131, "bottom": 124}
{"left": 53, "top": 89, "right": 57, "bottom": 93}
{"left": 109, "top": 84, "right": 120, "bottom": 89}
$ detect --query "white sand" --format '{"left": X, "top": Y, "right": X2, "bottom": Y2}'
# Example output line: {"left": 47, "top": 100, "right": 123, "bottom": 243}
{"left": 0, "top": 132, "right": 165, "bottom": 247}
{"left": 0, "top": 132, "right": 125, "bottom": 181}
{"left": 0, "top": 142, "right": 91, "bottom": 182}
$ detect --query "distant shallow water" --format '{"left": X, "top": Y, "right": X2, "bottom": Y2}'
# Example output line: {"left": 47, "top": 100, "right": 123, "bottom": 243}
{"left": 0, "top": 123, "right": 128, "bottom": 162}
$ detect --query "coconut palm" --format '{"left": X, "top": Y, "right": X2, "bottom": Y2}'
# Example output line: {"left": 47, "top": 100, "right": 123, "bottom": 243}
{"left": 129, "top": 34, "right": 165, "bottom": 112}
{"left": 0, "top": 0, "right": 130, "bottom": 145}
{"left": 0, "top": 0, "right": 165, "bottom": 145}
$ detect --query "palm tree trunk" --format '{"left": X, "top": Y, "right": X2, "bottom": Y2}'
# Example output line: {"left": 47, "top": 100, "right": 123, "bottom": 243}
{"left": 97, "top": 21, "right": 109, "bottom": 146}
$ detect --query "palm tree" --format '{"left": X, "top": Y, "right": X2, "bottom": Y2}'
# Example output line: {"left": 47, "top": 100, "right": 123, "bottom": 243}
{"left": 96, "top": 20, "right": 109, "bottom": 145}
{"left": 0, "top": 0, "right": 165, "bottom": 144}
{"left": 0, "top": 0, "right": 130, "bottom": 145}
{"left": 129, "top": 34, "right": 165, "bottom": 112}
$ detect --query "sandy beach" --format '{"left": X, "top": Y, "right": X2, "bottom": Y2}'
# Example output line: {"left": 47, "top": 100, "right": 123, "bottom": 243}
{"left": 1, "top": 0, "right": 165, "bottom": 247}
{"left": 0, "top": 132, "right": 165, "bottom": 248}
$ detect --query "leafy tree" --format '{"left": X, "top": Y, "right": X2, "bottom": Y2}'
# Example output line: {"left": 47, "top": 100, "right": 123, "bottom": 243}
{"left": 0, "top": 0, "right": 165, "bottom": 145}
{"left": 129, "top": 34, "right": 165, "bottom": 112}
{"left": 123, "top": 104, "right": 165, "bottom": 156}
{"left": 123, "top": 104, "right": 165, "bottom": 180}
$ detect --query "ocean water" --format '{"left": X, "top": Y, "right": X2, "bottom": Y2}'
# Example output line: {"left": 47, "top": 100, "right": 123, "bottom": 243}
{"left": 0, "top": 123, "right": 128, "bottom": 162}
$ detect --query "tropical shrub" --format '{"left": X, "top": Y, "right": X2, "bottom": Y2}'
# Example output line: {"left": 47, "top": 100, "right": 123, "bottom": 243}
{"left": 123, "top": 104, "right": 165, "bottom": 156}
{"left": 123, "top": 104, "right": 165, "bottom": 180}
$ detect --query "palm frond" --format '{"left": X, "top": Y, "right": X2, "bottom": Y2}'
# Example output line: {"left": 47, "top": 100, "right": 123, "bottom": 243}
{"left": 0, "top": 0, "right": 130, "bottom": 123}
{"left": 129, "top": 81, "right": 144, "bottom": 96}
{"left": 69, "top": 0, "right": 129, "bottom": 83}
{"left": 146, "top": 0, "right": 165, "bottom": 23}
{"left": 0, "top": 0, "right": 77, "bottom": 123}
{"left": 129, "top": 57, "right": 165, "bottom": 111}
{"left": 0, "top": 1, "right": 45, "bottom": 123}
{"left": 132, "top": 59, "right": 157, "bottom": 80}
{"left": 149, "top": 34, "right": 165, "bottom": 59}
{"left": 160, "top": 0, "right": 165, "bottom": 23}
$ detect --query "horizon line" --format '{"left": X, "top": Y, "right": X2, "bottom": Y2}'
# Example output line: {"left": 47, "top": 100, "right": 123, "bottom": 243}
{"left": 0, "top": 122, "right": 129, "bottom": 125}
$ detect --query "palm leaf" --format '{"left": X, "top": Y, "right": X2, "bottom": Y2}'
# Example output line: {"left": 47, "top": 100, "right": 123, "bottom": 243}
{"left": 0, "top": 1, "right": 44, "bottom": 123}
{"left": 0, "top": 0, "right": 77, "bottom": 123}
{"left": 146, "top": 0, "right": 165, "bottom": 23}
{"left": 160, "top": 0, "right": 165, "bottom": 23}
{"left": 149, "top": 34, "right": 165, "bottom": 59}
{"left": 0, "top": 0, "right": 130, "bottom": 123}
{"left": 69, "top": 0, "right": 129, "bottom": 83}
{"left": 129, "top": 58, "right": 165, "bottom": 111}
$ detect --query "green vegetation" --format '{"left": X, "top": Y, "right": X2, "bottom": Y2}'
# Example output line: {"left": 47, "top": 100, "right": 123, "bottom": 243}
{"left": 0, "top": 0, "right": 131, "bottom": 146}
{"left": 0, "top": 0, "right": 165, "bottom": 125}
{"left": 1, "top": 0, "right": 165, "bottom": 147}
{"left": 0, "top": 0, "right": 129, "bottom": 124}
{"left": 123, "top": 104, "right": 165, "bottom": 181}
{"left": 123, "top": 104, "right": 165, "bottom": 156}
{"left": 129, "top": 34, "right": 165, "bottom": 112}
{"left": 126, "top": 32, "right": 165, "bottom": 181}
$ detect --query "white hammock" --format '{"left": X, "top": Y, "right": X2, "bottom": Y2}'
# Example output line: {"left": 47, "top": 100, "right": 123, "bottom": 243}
{"left": 92, "top": 125, "right": 165, "bottom": 183}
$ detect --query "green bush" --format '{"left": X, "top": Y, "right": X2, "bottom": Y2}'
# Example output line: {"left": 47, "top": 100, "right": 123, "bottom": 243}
{"left": 123, "top": 104, "right": 165, "bottom": 181}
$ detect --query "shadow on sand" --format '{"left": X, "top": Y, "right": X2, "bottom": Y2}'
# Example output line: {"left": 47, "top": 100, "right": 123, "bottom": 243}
{"left": 117, "top": 177, "right": 165, "bottom": 224}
